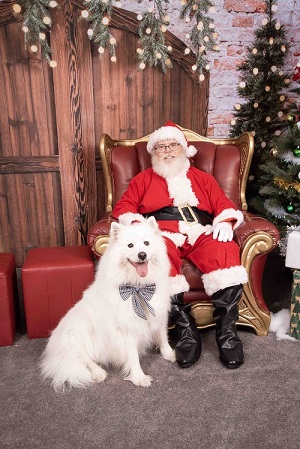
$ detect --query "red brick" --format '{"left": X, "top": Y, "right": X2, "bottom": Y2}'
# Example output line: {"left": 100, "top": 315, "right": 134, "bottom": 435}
{"left": 210, "top": 114, "right": 234, "bottom": 125}
{"left": 224, "top": 0, "right": 266, "bottom": 13}
{"left": 232, "top": 16, "right": 254, "bottom": 27}
{"left": 227, "top": 45, "right": 247, "bottom": 57}
{"left": 214, "top": 59, "right": 243, "bottom": 70}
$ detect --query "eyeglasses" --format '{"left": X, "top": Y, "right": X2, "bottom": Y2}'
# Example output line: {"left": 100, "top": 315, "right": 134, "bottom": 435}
{"left": 154, "top": 142, "right": 180, "bottom": 153}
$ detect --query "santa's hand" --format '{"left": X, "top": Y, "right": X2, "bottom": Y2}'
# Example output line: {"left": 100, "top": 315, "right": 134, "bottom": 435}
{"left": 212, "top": 222, "right": 233, "bottom": 242}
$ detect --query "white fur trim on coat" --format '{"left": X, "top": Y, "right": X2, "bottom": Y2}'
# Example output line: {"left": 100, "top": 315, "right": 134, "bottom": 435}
{"left": 169, "top": 274, "right": 190, "bottom": 296}
{"left": 166, "top": 170, "right": 199, "bottom": 207}
{"left": 118, "top": 212, "right": 146, "bottom": 226}
{"left": 147, "top": 125, "right": 197, "bottom": 158}
{"left": 161, "top": 231, "right": 186, "bottom": 248}
{"left": 213, "top": 208, "right": 244, "bottom": 230}
{"left": 179, "top": 222, "right": 213, "bottom": 245}
{"left": 202, "top": 265, "right": 248, "bottom": 296}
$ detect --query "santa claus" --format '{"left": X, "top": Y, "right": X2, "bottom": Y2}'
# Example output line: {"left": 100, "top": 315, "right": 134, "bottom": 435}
{"left": 113, "top": 121, "right": 248, "bottom": 370}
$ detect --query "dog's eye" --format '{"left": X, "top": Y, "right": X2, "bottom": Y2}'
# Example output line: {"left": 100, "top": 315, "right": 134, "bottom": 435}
{"left": 144, "top": 241, "right": 149, "bottom": 246}
{"left": 128, "top": 243, "right": 134, "bottom": 248}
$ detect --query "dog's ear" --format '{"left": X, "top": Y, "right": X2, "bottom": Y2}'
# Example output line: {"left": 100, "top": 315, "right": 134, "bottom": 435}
{"left": 110, "top": 222, "right": 121, "bottom": 241}
{"left": 146, "top": 216, "right": 159, "bottom": 231}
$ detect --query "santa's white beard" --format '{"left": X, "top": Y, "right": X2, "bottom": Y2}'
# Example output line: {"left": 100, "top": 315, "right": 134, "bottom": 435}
{"left": 152, "top": 153, "right": 190, "bottom": 178}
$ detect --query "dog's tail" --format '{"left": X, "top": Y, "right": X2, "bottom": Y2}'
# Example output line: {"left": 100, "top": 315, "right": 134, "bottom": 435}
{"left": 40, "top": 355, "right": 92, "bottom": 393}
{"left": 40, "top": 351, "right": 94, "bottom": 393}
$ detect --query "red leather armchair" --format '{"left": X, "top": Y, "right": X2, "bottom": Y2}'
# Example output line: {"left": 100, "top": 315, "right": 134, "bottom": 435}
{"left": 88, "top": 129, "right": 280, "bottom": 336}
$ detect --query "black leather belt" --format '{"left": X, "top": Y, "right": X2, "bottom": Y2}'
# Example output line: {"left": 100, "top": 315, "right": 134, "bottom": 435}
{"left": 144, "top": 206, "right": 213, "bottom": 226}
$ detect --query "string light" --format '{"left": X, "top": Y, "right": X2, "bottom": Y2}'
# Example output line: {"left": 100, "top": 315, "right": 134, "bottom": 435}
{"left": 13, "top": 4, "right": 21, "bottom": 13}
{"left": 43, "top": 16, "right": 51, "bottom": 25}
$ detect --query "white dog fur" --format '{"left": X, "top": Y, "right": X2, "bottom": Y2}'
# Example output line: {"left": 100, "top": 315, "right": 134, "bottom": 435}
{"left": 40, "top": 217, "right": 175, "bottom": 391}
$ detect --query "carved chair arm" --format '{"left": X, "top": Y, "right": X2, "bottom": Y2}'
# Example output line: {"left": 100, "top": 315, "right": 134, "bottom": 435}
{"left": 87, "top": 214, "right": 116, "bottom": 257}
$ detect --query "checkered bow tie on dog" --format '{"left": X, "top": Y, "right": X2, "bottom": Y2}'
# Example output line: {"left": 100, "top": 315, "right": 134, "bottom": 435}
{"left": 119, "top": 284, "right": 156, "bottom": 320}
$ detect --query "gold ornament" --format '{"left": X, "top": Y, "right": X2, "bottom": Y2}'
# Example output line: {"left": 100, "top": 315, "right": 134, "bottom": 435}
{"left": 270, "top": 148, "right": 278, "bottom": 156}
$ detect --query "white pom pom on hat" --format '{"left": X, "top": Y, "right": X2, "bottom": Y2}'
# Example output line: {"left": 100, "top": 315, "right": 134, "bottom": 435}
{"left": 147, "top": 121, "right": 197, "bottom": 158}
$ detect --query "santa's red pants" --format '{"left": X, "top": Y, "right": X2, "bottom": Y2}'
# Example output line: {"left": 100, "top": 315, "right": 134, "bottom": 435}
{"left": 164, "top": 233, "right": 241, "bottom": 277}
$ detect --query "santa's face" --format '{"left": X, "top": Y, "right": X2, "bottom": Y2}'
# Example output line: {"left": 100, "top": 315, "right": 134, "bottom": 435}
{"left": 151, "top": 140, "right": 189, "bottom": 178}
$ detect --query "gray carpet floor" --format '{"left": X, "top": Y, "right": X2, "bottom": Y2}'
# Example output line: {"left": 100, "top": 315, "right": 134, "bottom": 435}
{"left": 1, "top": 329, "right": 300, "bottom": 449}
{"left": 1, "top": 252, "right": 299, "bottom": 449}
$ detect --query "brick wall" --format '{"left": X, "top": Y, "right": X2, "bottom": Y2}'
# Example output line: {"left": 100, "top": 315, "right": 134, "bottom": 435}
{"left": 121, "top": 0, "right": 300, "bottom": 137}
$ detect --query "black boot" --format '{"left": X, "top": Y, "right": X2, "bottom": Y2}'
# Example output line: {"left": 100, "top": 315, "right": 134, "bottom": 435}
{"left": 169, "top": 293, "right": 202, "bottom": 368}
{"left": 211, "top": 284, "right": 244, "bottom": 369}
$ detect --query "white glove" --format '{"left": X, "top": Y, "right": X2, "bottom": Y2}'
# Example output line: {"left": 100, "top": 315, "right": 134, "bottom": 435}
{"left": 212, "top": 222, "right": 233, "bottom": 242}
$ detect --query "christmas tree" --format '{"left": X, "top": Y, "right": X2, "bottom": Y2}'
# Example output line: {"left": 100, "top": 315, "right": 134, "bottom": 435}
{"left": 230, "top": 0, "right": 290, "bottom": 200}
{"left": 252, "top": 86, "right": 300, "bottom": 237}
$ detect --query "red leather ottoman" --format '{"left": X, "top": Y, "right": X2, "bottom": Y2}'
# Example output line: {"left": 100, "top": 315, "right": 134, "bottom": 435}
{"left": 0, "top": 253, "right": 17, "bottom": 346}
{"left": 22, "top": 246, "right": 95, "bottom": 339}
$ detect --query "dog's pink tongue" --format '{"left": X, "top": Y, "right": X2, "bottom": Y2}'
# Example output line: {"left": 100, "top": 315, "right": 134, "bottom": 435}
{"left": 132, "top": 262, "right": 148, "bottom": 277}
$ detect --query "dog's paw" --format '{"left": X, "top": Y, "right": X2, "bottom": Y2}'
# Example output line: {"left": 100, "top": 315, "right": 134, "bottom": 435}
{"left": 90, "top": 366, "right": 108, "bottom": 383}
{"left": 161, "top": 347, "right": 176, "bottom": 363}
{"left": 125, "top": 374, "right": 153, "bottom": 388}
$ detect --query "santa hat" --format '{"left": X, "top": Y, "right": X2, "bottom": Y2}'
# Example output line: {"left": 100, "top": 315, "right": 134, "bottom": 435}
{"left": 146, "top": 121, "right": 197, "bottom": 158}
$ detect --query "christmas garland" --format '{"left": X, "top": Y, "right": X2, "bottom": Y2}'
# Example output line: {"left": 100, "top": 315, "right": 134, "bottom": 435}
{"left": 11, "top": 0, "right": 219, "bottom": 81}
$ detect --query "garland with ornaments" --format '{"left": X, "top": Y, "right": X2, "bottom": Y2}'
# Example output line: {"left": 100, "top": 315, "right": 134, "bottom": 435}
{"left": 11, "top": 0, "right": 219, "bottom": 81}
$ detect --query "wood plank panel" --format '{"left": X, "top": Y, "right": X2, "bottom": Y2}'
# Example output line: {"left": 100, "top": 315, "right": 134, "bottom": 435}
{"left": 50, "top": 2, "right": 97, "bottom": 246}
{"left": 0, "top": 21, "right": 64, "bottom": 266}
{"left": 92, "top": 11, "right": 208, "bottom": 141}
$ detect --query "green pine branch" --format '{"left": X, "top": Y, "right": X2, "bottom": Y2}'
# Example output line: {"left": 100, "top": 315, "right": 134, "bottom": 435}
{"left": 16, "top": 0, "right": 56, "bottom": 63}
{"left": 137, "top": 1, "right": 172, "bottom": 73}
{"left": 180, "top": 0, "right": 218, "bottom": 80}
{"left": 82, "top": 0, "right": 116, "bottom": 60}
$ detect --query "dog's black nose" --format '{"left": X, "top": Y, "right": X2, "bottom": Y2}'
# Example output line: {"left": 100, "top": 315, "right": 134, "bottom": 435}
{"left": 138, "top": 252, "right": 147, "bottom": 261}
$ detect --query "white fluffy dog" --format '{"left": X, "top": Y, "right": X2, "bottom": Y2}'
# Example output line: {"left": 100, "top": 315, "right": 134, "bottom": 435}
{"left": 40, "top": 217, "right": 175, "bottom": 391}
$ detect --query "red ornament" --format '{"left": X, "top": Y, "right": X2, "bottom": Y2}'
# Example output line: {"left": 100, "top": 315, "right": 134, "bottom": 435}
{"left": 292, "top": 62, "right": 300, "bottom": 82}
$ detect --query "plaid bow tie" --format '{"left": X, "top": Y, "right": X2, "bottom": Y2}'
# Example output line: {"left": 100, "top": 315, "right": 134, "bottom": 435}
{"left": 119, "top": 283, "right": 156, "bottom": 320}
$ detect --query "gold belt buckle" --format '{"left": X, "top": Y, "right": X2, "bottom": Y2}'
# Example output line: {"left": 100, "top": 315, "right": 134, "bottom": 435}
{"left": 178, "top": 205, "right": 199, "bottom": 225}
